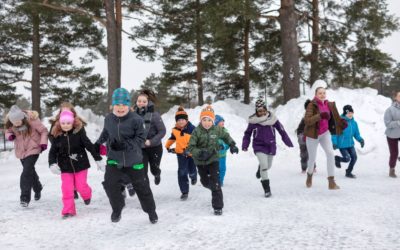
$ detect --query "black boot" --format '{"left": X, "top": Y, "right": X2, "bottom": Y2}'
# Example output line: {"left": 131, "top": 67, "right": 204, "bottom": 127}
{"left": 74, "top": 190, "right": 79, "bottom": 200}
{"left": 34, "top": 186, "right": 42, "bottom": 201}
{"left": 256, "top": 165, "right": 261, "bottom": 179}
{"left": 261, "top": 179, "right": 271, "bottom": 198}
{"left": 335, "top": 156, "right": 341, "bottom": 168}
{"left": 111, "top": 210, "right": 122, "bottom": 223}
{"left": 148, "top": 211, "right": 158, "bottom": 224}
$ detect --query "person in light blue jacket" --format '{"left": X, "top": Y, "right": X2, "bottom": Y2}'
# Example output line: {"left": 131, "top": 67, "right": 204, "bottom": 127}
{"left": 215, "top": 115, "right": 230, "bottom": 186}
{"left": 332, "top": 105, "right": 364, "bottom": 178}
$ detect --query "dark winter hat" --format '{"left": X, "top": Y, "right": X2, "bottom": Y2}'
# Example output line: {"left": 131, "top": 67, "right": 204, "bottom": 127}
{"left": 8, "top": 105, "right": 26, "bottom": 124}
{"left": 255, "top": 98, "right": 267, "bottom": 111}
{"left": 304, "top": 99, "right": 311, "bottom": 110}
{"left": 343, "top": 105, "right": 354, "bottom": 115}
{"left": 175, "top": 106, "right": 188, "bottom": 121}
{"left": 214, "top": 115, "right": 224, "bottom": 126}
{"left": 112, "top": 88, "right": 131, "bottom": 106}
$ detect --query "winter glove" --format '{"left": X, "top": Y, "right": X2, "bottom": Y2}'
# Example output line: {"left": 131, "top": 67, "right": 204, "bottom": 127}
{"left": 182, "top": 149, "right": 191, "bottom": 158}
{"left": 40, "top": 144, "right": 48, "bottom": 152}
{"left": 110, "top": 139, "right": 126, "bottom": 151}
{"left": 320, "top": 112, "right": 330, "bottom": 120}
{"left": 197, "top": 149, "right": 214, "bottom": 161}
{"left": 96, "top": 159, "right": 107, "bottom": 172}
{"left": 360, "top": 139, "right": 365, "bottom": 148}
{"left": 99, "top": 144, "right": 107, "bottom": 156}
{"left": 230, "top": 145, "right": 239, "bottom": 154}
{"left": 167, "top": 148, "right": 176, "bottom": 154}
{"left": 8, "top": 134, "right": 16, "bottom": 141}
{"left": 94, "top": 142, "right": 100, "bottom": 154}
{"left": 333, "top": 144, "right": 338, "bottom": 150}
{"left": 341, "top": 118, "right": 348, "bottom": 129}
{"left": 49, "top": 164, "right": 61, "bottom": 175}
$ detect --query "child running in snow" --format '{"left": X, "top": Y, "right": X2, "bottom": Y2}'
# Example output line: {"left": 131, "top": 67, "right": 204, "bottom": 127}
{"left": 5, "top": 105, "right": 48, "bottom": 207}
{"left": 332, "top": 105, "right": 364, "bottom": 178}
{"left": 242, "top": 98, "right": 293, "bottom": 197}
{"left": 214, "top": 115, "right": 230, "bottom": 186}
{"left": 188, "top": 105, "right": 238, "bottom": 215}
{"left": 165, "top": 107, "right": 197, "bottom": 201}
{"left": 96, "top": 88, "right": 158, "bottom": 223}
{"left": 296, "top": 100, "right": 316, "bottom": 174}
{"left": 48, "top": 108, "right": 103, "bottom": 219}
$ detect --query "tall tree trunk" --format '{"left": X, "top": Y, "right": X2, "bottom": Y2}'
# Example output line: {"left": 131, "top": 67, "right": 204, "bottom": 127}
{"left": 31, "top": 9, "right": 41, "bottom": 117}
{"left": 105, "top": 0, "right": 119, "bottom": 106}
{"left": 243, "top": 18, "right": 251, "bottom": 104}
{"left": 279, "top": 0, "right": 300, "bottom": 103}
{"left": 115, "top": 0, "right": 122, "bottom": 84}
{"left": 195, "top": 0, "right": 204, "bottom": 106}
{"left": 309, "top": 0, "right": 319, "bottom": 85}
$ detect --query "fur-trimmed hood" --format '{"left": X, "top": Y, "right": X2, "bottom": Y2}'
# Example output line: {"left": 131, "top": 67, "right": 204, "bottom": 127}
{"left": 248, "top": 111, "right": 277, "bottom": 126}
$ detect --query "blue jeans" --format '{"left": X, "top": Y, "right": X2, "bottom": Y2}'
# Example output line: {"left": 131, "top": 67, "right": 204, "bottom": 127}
{"left": 338, "top": 147, "right": 357, "bottom": 174}
{"left": 177, "top": 155, "right": 197, "bottom": 194}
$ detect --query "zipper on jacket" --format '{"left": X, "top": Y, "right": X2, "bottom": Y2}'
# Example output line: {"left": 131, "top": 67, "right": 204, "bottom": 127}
{"left": 118, "top": 118, "right": 126, "bottom": 167}
{"left": 66, "top": 133, "right": 76, "bottom": 173}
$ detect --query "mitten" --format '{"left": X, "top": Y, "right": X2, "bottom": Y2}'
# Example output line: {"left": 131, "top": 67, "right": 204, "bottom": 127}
{"left": 40, "top": 144, "right": 48, "bottom": 152}
{"left": 167, "top": 148, "right": 176, "bottom": 154}
{"left": 360, "top": 139, "right": 365, "bottom": 148}
{"left": 8, "top": 134, "right": 16, "bottom": 141}
{"left": 49, "top": 164, "right": 61, "bottom": 175}
{"left": 230, "top": 145, "right": 239, "bottom": 154}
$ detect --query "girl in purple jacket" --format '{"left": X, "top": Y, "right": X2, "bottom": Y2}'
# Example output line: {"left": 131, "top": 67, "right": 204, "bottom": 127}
{"left": 242, "top": 99, "right": 293, "bottom": 197}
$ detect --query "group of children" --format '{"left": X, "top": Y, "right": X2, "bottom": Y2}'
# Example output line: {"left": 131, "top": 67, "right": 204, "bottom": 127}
{"left": 4, "top": 85, "right": 399, "bottom": 223}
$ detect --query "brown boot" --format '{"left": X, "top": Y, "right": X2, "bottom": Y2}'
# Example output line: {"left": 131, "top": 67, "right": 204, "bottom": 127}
{"left": 328, "top": 176, "right": 340, "bottom": 190}
{"left": 389, "top": 168, "right": 397, "bottom": 178}
{"left": 306, "top": 173, "right": 312, "bottom": 188}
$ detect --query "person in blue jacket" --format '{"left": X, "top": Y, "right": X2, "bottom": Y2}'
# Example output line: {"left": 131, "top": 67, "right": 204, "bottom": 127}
{"left": 331, "top": 105, "right": 364, "bottom": 178}
{"left": 215, "top": 115, "right": 230, "bottom": 186}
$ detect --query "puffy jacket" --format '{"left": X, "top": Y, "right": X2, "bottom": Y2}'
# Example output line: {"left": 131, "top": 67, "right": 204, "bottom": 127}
{"left": 384, "top": 101, "right": 400, "bottom": 139}
{"left": 188, "top": 125, "right": 235, "bottom": 166}
{"left": 135, "top": 102, "right": 166, "bottom": 148}
{"left": 331, "top": 115, "right": 363, "bottom": 149}
{"left": 96, "top": 111, "right": 145, "bottom": 168}
{"left": 49, "top": 124, "right": 101, "bottom": 173}
{"left": 165, "top": 121, "right": 195, "bottom": 154}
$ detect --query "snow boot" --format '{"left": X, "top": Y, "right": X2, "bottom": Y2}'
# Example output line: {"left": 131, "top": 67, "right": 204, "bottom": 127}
{"left": 180, "top": 193, "right": 188, "bottom": 201}
{"left": 111, "top": 210, "right": 121, "bottom": 223}
{"left": 345, "top": 173, "right": 356, "bottom": 178}
{"left": 214, "top": 209, "right": 223, "bottom": 216}
{"left": 256, "top": 165, "right": 261, "bottom": 179}
{"left": 191, "top": 178, "right": 197, "bottom": 185}
{"left": 74, "top": 190, "right": 79, "bottom": 200}
{"left": 261, "top": 179, "right": 271, "bottom": 198}
{"left": 328, "top": 176, "right": 340, "bottom": 190}
{"left": 84, "top": 199, "right": 91, "bottom": 205}
{"left": 62, "top": 213, "right": 75, "bottom": 219}
{"left": 334, "top": 156, "right": 341, "bottom": 168}
{"left": 306, "top": 173, "right": 313, "bottom": 188}
{"left": 126, "top": 183, "right": 136, "bottom": 197}
{"left": 148, "top": 211, "right": 158, "bottom": 224}
{"left": 20, "top": 200, "right": 29, "bottom": 207}
{"left": 389, "top": 168, "right": 397, "bottom": 178}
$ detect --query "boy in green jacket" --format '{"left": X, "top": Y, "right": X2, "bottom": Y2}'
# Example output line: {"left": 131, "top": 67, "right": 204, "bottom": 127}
{"left": 187, "top": 105, "right": 238, "bottom": 215}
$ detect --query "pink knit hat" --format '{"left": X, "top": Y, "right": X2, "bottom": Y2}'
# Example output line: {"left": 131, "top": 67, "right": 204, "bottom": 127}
{"left": 59, "top": 110, "right": 74, "bottom": 123}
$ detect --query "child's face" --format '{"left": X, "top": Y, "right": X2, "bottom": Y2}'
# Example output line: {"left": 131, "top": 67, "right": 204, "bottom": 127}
{"left": 315, "top": 88, "right": 326, "bottom": 101}
{"left": 136, "top": 95, "right": 148, "bottom": 108}
{"left": 217, "top": 121, "right": 225, "bottom": 128}
{"left": 395, "top": 92, "right": 400, "bottom": 103}
{"left": 346, "top": 112, "right": 354, "bottom": 119}
{"left": 201, "top": 117, "right": 213, "bottom": 130}
{"left": 256, "top": 108, "right": 267, "bottom": 117}
{"left": 60, "top": 121, "right": 73, "bottom": 132}
{"left": 12, "top": 120, "right": 23, "bottom": 127}
{"left": 113, "top": 104, "right": 129, "bottom": 117}
{"left": 176, "top": 119, "right": 188, "bottom": 128}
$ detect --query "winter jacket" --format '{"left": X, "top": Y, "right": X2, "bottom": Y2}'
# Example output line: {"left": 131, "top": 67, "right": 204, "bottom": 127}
{"left": 165, "top": 121, "right": 195, "bottom": 154}
{"left": 242, "top": 111, "right": 293, "bottom": 155}
{"left": 96, "top": 111, "right": 145, "bottom": 168}
{"left": 188, "top": 125, "right": 235, "bottom": 166}
{"left": 304, "top": 99, "right": 345, "bottom": 139}
{"left": 6, "top": 113, "right": 48, "bottom": 159}
{"left": 48, "top": 116, "right": 87, "bottom": 144}
{"left": 48, "top": 123, "right": 102, "bottom": 173}
{"left": 331, "top": 115, "right": 363, "bottom": 149}
{"left": 296, "top": 118, "right": 306, "bottom": 146}
{"left": 135, "top": 102, "right": 166, "bottom": 148}
{"left": 384, "top": 101, "right": 400, "bottom": 139}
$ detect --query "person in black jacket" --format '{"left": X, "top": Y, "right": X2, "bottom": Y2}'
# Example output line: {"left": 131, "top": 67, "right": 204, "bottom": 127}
{"left": 48, "top": 110, "right": 103, "bottom": 219}
{"left": 134, "top": 90, "right": 166, "bottom": 185}
{"left": 96, "top": 88, "right": 158, "bottom": 223}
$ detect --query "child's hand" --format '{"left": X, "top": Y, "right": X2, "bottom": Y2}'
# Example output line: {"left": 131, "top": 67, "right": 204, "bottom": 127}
{"left": 360, "top": 139, "right": 365, "bottom": 148}
{"left": 230, "top": 145, "right": 239, "bottom": 154}
{"left": 145, "top": 140, "right": 151, "bottom": 147}
{"left": 167, "top": 148, "right": 176, "bottom": 154}
{"left": 49, "top": 164, "right": 61, "bottom": 175}
{"left": 40, "top": 144, "right": 48, "bottom": 152}
{"left": 8, "top": 134, "right": 16, "bottom": 141}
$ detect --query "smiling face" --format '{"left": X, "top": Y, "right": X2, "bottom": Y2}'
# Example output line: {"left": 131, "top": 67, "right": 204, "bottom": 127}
{"left": 315, "top": 87, "right": 327, "bottom": 101}
{"left": 12, "top": 120, "right": 23, "bottom": 127}
{"left": 136, "top": 95, "right": 148, "bottom": 109}
{"left": 256, "top": 108, "right": 267, "bottom": 117}
{"left": 201, "top": 117, "right": 213, "bottom": 130}
{"left": 60, "top": 121, "right": 73, "bottom": 132}
{"left": 113, "top": 104, "right": 129, "bottom": 117}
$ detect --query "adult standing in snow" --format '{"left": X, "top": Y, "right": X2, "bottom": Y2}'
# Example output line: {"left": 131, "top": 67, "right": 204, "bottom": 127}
{"left": 5, "top": 105, "right": 48, "bottom": 207}
{"left": 134, "top": 90, "right": 166, "bottom": 185}
{"left": 384, "top": 91, "right": 400, "bottom": 178}
{"left": 304, "top": 83, "right": 347, "bottom": 189}
{"left": 242, "top": 98, "right": 293, "bottom": 197}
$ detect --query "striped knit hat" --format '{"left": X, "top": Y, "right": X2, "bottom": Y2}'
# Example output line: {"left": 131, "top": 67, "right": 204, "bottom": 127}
{"left": 200, "top": 105, "right": 215, "bottom": 123}
{"left": 255, "top": 97, "right": 266, "bottom": 111}
{"left": 112, "top": 88, "right": 131, "bottom": 106}
{"left": 175, "top": 106, "right": 188, "bottom": 121}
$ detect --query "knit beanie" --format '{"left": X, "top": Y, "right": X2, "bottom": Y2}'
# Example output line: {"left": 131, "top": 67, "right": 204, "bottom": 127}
{"left": 59, "top": 110, "right": 75, "bottom": 123}
{"left": 255, "top": 98, "right": 266, "bottom": 111}
{"left": 112, "top": 88, "right": 131, "bottom": 106}
{"left": 200, "top": 105, "right": 215, "bottom": 123}
{"left": 214, "top": 114, "right": 224, "bottom": 126}
{"left": 175, "top": 106, "right": 188, "bottom": 121}
{"left": 8, "top": 105, "right": 26, "bottom": 124}
{"left": 343, "top": 105, "right": 354, "bottom": 115}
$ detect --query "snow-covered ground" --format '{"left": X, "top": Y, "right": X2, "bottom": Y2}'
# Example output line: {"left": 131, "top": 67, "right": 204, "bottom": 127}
{"left": 1, "top": 88, "right": 400, "bottom": 250}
